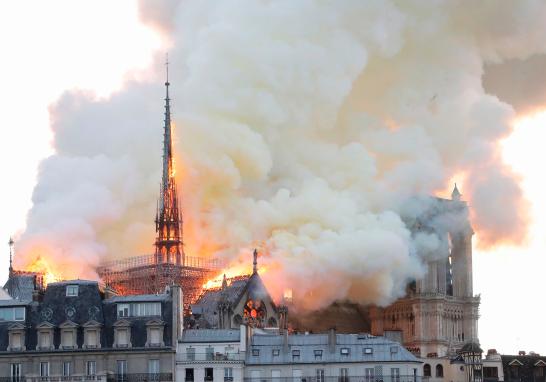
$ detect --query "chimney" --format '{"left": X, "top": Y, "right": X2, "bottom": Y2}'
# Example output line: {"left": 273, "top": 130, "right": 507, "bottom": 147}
{"left": 170, "top": 285, "right": 183, "bottom": 345}
{"left": 240, "top": 324, "right": 248, "bottom": 353}
{"left": 519, "top": 351, "right": 526, "bottom": 356}
{"left": 104, "top": 285, "right": 118, "bottom": 300}
{"left": 328, "top": 327, "right": 336, "bottom": 353}
{"left": 282, "top": 329, "right": 289, "bottom": 353}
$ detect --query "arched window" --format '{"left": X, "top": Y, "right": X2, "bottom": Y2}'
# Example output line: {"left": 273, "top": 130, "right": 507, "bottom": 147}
{"left": 436, "top": 364, "right": 444, "bottom": 378}
{"left": 268, "top": 317, "right": 277, "bottom": 327}
{"left": 243, "top": 300, "right": 267, "bottom": 328}
{"left": 424, "top": 364, "right": 431, "bottom": 377}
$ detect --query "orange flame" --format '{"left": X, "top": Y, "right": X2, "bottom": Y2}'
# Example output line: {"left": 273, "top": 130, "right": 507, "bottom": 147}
{"left": 26, "top": 256, "right": 61, "bottom": 286}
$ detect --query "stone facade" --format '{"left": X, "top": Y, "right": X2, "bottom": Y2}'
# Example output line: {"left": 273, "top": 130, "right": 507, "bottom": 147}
{"left": 0, "top": 279, "right": 181, "bottom": 380}
{"left": 370, "top": 188, "right": 480, "bottom": 359}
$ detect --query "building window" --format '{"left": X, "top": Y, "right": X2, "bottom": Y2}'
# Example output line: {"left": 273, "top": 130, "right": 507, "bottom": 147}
{"left": 391, "top": 368, "right": 400, "bottom": 382}
{"left": 186, "top": 347, "right": 196, "bottom": 361}
{"left": 149, "top": 359, "right": 160, "bottom": 375}
{"left": 390, "top": 346, "right": 399, "bottom": 354}
{"left": 66, "top": 285, "right": 79, "bottom": 296}
{"left": 483, "top": 367, "right": 498, "bottom": 379}
{"left": 424, "top": 364, "right": 431, "bottom": 377}
{"left": 86, "top": 361, "right": 96, "bottom": 376}
{"left": 292, "top": 349, "right": 301, "bottom": 361}
{"left": 206, "top": 346, "right": 215, "bottom": 360}
{"left": 365, "top": 368, "right": 375, "bottom": 382}
{"left": 314, "top": 349, "right": 323, "bottom": 360}
{"left": 10, "top": 363, "right": 22, "bottom": 382}
{"left": 225, "top": 367, "right": 234, "bottom": 381}
{"left": 272, "top": 348, "right": 280, "bottom": 356}
{"left": 340, "top": 347, "right": 350, "bottom": 356}
{"left": 63, "top": 361, "right": 71, "bottom": 377}
{"left": 40, "top": 362, "right": 49, "bottom": 377}
{"left": 436, "top": 365, "right": 444, "bottom": 378}
{"left": 38, "top": 330, "right": 52, "bottom": 350}
{"left": 117, "top": 360, "right": 127, "bottom": 381}
{"left": 363, "top": 347, "right": 373, "bottom": 355}
{"left": 186, "top": 369, "right": 195, "bottom": 382}
{"left": 292, "top": 369, "right": 302, "bottom": 382}
{"left": 117, "top": 302, "right": 161, "bottom": 318}
{"left": 316, "top": 369, "right": 325, "bottom": 382}
{"left": 205, "top": 368, "right": 214, "bottom": 382}
{"left": 9, "top": 331, "right": 23, "bottom": 351}
{"left": 252, "top": 348, "right": 260, "bottom": 356}
{"left": 340, "top": 368, "right": 349, "bottom": 382}
{"left": 535, "top": 367, "right": 544, "bottom": 378}
{"left": 0, "top": 307, "right": 25, "bottom": 321}
{"left": 272, "top": 370, "right": 281, "bottom": 381}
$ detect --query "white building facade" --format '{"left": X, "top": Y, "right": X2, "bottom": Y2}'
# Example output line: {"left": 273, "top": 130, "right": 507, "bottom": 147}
{"left": 176, "top": 327, "right": 422, "bottom": 382}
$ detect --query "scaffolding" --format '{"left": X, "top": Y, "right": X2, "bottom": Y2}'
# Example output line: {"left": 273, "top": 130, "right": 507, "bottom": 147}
{"left": 97, "top": 254, "right": 223, "bottom": 308}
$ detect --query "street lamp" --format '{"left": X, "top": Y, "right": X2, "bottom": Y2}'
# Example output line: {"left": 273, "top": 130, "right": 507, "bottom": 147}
{"left": 459, "top": 342, "right": 483, "bottom": 382}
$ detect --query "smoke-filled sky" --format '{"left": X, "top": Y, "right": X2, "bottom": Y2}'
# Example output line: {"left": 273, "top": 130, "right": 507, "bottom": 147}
{"left": 1, "top": 0, "right": 546, "bottom": 354}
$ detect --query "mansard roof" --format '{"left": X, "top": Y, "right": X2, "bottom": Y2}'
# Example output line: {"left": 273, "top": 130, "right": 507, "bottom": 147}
{"left": 3, "top": 274, "right": 37, "bottom": 302}
{"left": 246, "top": 333, "right": 420, "bottom": 364}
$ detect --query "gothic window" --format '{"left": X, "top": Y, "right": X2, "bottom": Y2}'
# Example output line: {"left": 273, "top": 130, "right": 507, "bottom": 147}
{"left": 243, "top": 299, "right": 267, "bottom": 328}
{"left": 424, "top": 364, "right": 431, "bottom": 377}
{"left": 436, "top": 364, "right": 444, "bottom": 378}
{"left": 268, "top": 317, "right": 277, "bottom": 327}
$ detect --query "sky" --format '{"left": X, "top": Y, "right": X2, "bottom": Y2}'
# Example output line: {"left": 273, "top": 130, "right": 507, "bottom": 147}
{"left": 1, "top": 1, "right": 545, "bottom": 355}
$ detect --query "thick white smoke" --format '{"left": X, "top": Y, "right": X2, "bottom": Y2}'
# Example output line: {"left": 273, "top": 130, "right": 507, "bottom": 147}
{"left": 16, "top": 0, "right": 546, "bottom": 309}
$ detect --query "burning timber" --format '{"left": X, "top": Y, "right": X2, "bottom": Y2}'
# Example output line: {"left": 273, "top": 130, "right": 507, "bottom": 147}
{"left": 97, "top": 254, "right": 221, "bottom": 307}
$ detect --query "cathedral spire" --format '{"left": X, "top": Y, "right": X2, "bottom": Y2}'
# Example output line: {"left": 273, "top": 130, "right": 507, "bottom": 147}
{"left": 155, "top": 55, "right": 184, "bottom": 266}
{"left": 253, "top": 249, "right": 258, "bottom": 275}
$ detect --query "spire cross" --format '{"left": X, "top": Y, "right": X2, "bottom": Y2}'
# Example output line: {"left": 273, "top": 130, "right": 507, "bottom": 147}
{"left": 165, "top": 53, "right": 170, "bottom": 86}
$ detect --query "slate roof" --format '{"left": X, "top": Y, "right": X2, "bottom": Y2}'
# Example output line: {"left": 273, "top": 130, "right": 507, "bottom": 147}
{"left": 181, "top": 329, "right": 241, "bottom": 343}
{"left": 246, "top": 333, "right": 420, "bottom": 365}
{"left": 0, "top": 279, "right": 176, "bottom": 352}
{"left": 501, "top": 355, "right": 546, "bottom": 382}
{"left": 3, "top": 274, "right": 37, "bottom": 302}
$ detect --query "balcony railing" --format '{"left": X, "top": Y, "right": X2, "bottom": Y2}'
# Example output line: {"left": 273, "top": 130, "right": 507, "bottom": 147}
{"left": 178, "top": 352, "right": 245, "bottom": 362}
{"left": 243, "top": 376, "right": 422, "bottom": 382}
{"left": 108, "top": 374, "right": 173, "bottom": 382}
{"left": 23, "top": 377, "right": 103, "bottom": 382}
{"left": 21, "top": 375, "right": 172, "bottom": 382}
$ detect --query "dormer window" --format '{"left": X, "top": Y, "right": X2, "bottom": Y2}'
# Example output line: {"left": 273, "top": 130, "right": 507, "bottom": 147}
{"left": 363, "top": 347, "right": 373, "bottom": 355}
{"left": 145, "top": 319, "right": 165, "bottom": 348}
{"left": 314, "top": 350, "right": 323, "bottom": 360}
{"left": 83, "top": 320, "right": 102, "bottom": 349}
{"left": 113, "top": 320, "right": 132, "bottom": 348}
{"left": 340, "top": 348, "right": 350, "bottom": 356}
{"left": 8, "top": 323, "right": 26, "bottom": 351}
{"left": 292, "top": 350, "right": 300, "bottom": 361}
{"left": 60, "top": 321, "right": 79, "bottom": 349}
{"left": 0, "top": 307, "right": 25, "bottom": 321}
{"left": 36, "top": 322, "right": 55, "bottom": 351}
{"left": 66, "top": 285, "right": 79, "bottom": 297}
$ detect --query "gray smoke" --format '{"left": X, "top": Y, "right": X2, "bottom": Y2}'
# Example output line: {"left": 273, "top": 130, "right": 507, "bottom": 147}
{"left": 16, "top": 0, "right": 546, "bottom": 309}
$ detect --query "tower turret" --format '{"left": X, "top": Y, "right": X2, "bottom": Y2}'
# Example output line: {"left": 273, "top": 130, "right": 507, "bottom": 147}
{"left": 154, "top": 56, "right": 184, "bottom": 266}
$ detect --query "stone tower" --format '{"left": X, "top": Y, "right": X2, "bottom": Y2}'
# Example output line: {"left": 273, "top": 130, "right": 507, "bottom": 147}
{"left": 370, "top": 185, "right": 480, "bottom": 357}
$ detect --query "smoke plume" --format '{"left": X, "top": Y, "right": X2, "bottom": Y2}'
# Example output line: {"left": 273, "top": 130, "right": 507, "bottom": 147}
{"left": 16, "top": 0, "right": 545, "bottom": 309}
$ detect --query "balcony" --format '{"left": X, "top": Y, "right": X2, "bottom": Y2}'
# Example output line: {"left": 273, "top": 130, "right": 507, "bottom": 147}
{"left": 243, "top": 376, "right": 422, "bottom": 382}
{"left": 178, "top": 352, "right": 245, "bottom": 362}
{"left": 109, "top": 374, "right": 174, "bottom": 382}
{"left": 20, "top": 374, "right": 173, "bottom": 382}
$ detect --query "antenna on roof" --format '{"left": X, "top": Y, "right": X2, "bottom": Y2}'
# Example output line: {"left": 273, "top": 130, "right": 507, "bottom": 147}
{"left": 8, "top": 237, "right": 14, "bottom": 276}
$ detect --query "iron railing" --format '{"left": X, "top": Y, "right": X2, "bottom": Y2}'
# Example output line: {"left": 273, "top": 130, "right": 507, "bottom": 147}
{"left": 178, "top": 352, "right": 245, "bottom": 362}
{"left": 243, "top": 376, "right": 422, "bottom": 382}
{"left": 108, "top": 374, "right": 173, "bottom": 382}
{"left": 24, "top": 377, "right": 102, "bottom": 382}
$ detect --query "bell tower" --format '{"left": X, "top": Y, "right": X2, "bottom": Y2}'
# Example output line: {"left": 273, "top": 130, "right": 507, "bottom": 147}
{"left": 154, "top": 56, "right": 184, "bottom": 266}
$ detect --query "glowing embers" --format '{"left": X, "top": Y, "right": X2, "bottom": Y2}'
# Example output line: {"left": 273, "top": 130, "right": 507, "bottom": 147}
{"left": 243, "top": 299, "right": 267, "bottom": 328}
{"left": 25, "top": 256, "right": 59, "bottom": 286}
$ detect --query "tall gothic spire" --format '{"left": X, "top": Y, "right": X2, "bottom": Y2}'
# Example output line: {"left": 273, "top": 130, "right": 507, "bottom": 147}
{"left": 155, "top": 55, "right": 184, "bottom": 265}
